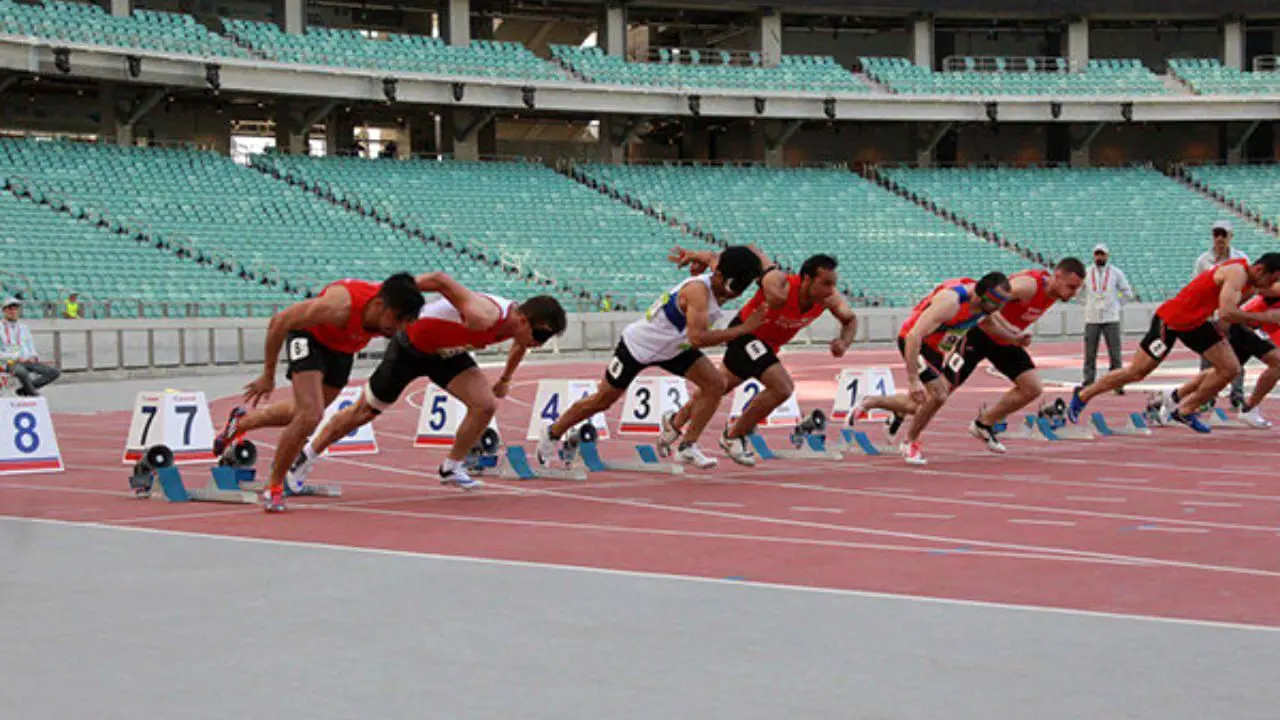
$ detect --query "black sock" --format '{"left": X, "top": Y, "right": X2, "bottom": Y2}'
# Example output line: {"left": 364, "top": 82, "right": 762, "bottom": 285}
{"left": 1242, "top": 402, "right": 1255, "bottom": 413}
{"left": 679, "top": 441, "right": 694, "bottom": 451}
{"left": 1170, "top": 389, "right": 1180, "bottom": 404}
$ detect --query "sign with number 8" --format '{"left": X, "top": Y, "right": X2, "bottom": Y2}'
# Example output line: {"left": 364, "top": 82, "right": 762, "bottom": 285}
{"left": 0, "top": 397, "right": 63, "bottom": 474}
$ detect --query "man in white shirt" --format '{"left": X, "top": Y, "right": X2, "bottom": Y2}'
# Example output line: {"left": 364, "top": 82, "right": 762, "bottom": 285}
{"left": 1193, "top": 220, "right": 1249, "bottom": 406}
{"left": 1082, "top": 244, "right": 1134, "bottom": 388}
{"left": 1, "top": 297, "right": 60, "bottom": 397}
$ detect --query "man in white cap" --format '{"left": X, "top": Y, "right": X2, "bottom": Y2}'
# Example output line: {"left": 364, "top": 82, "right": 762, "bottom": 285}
{"left": 1, "top": 297, "right": 60, "bottom": 396}
{"left": 1192, "top": 220, "right": 1249, "bottom": 407}
{"left": 1082, "top": 244, "right": 1134, "bottom": 388}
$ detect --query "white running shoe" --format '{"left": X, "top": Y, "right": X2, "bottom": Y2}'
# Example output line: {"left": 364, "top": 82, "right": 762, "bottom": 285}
{"left": 1239, "top": 406, "right": 1273, "bottom": 429}
{"left": 676, "top": 443, "right": 718, "bottom": 469}
{"left": 535, "top": 423, "right": 558, "bottom": 467}
{"left": 657, "top": 411, "right": 682, "bottom": 458}
{"left": 1158, "top": 390, "right": 1176, "bottom": 425}
{"left": 719, "top": 430, "right": 757, "bottom": 467}
{"left": 439, "top": 460, "right": 484, "bottom": 491}
{"left": 968, "top": 420, "right": 1007, "bottom": 454}
{"left": 285, "top": 447, "right": 318, "bottom": 494}
{"left": 900, "top": 440, "right": 927, "bottom": 466}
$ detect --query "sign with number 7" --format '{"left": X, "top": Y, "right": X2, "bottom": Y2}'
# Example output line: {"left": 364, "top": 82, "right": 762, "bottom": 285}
{"left": 121, "top": 390, "right": 215, "bottom": 464}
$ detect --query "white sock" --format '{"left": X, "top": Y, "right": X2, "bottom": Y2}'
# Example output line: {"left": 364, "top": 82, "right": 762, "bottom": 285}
{"left": 303, "top": 444, "right": 318, "bottom": 461}
{"left": 442, "top": 457, "right": 463, "bottom": 471}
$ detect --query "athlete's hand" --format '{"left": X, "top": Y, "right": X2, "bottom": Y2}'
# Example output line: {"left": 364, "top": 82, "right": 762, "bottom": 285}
{"left": 742, "top": 305, "right": 768, "bottom": 331}
{"left": 667, "top": 246, "right": 693, "bottom": 267}
{"left": 243, "top": 374, "right": 274, "bottom": 407}
{"left": 829, "top": 338, "right": 850, "bottom": 358}
{"left": 493, "top": 378, "right": 511, "bottom": 398}
{"left": 908, "top": 379, "right": 927, "bottom": 405}
{"left": 1017, "top": 333, "right": 1033, "bottom": 348}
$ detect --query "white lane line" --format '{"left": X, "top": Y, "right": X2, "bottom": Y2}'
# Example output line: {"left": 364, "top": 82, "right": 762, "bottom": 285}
{"left": 893, "top": 513, "right": 956, "bottom": 520}
{"left": 1096, "top": 477, "right": 1149, "bottom": 485}
{"left": 790, "top": 506, "right": 845, "bottom": 515}
{"left": 1200, "top": 481, "right": 1256, "bottom": 488}
{"left": 1179, "top": 501, "right": 1245, "bottom": 509}
{"left": 1136, "top": 526, "right": 1211, "bottom": 534}
{"left": 692, "top": 501, "right": 746, "bottom": 509}
{"left": 1009, "top": 519, "right": 1078, "bottom": 527}
{"left": 866, "top": 487, "right": 915, "bottom": 493}
{"left": 1066, "top": 496, "right": 1128, "bottom": 504}
{"left": 963, "top": 491, "right": 1016, "bottom": 499}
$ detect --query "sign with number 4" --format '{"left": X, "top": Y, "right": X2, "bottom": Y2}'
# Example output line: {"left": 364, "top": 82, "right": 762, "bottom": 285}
{"left": 524, "top": 379, "right": 610, "bottom": 441}
{"left": 121, "top": 390, "right": 215, "bottom": 464}
{"left": 0, "top": 397, "right": 63, "bottom": 474}
{"left": 619, "top": 377, "right": 689, "bottom": 435}
{"left": 416, "top": 384, "right": 500, "bottom": 447}
{"left": 313, "top": 385, "right": 378, "bottom": 456}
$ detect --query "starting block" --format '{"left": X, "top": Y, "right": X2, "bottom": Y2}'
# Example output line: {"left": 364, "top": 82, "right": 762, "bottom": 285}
{"left": 1206, "top": 407, "right": 1251, "bottom": 429}
{"left": 835, "top": 428, "right": 896, "bottom": 456}
{"left": 498, "top": 446, "right": 587, "bottom": 481}
{"left": 578, "top": 441, "right": 685, "bottom": 475}
{"left": 128, "top": 444, "right": 257, "bottom": 504}
{"left": 1090, "top": 411, "right": 1152, "bottom": 437}
{"left": 746, "top": 409, "right": 844, "bottom": 461}
{"left": 1015, "top": 413, "right": 1096, "bottom": 441}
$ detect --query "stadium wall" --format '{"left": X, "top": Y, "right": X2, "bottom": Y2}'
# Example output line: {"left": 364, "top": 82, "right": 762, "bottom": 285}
{"left": 26, "top": 304, "right": 1161, "bottom": 381}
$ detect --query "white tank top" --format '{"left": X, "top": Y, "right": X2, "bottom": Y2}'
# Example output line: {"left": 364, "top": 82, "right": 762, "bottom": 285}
{"left": 622, "top": 273, "right": 723, "bottom": 364}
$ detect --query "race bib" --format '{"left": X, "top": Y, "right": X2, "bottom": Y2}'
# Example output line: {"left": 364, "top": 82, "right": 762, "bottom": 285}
{"left": 937, "top": 328, "right": 966, "bottom": 353}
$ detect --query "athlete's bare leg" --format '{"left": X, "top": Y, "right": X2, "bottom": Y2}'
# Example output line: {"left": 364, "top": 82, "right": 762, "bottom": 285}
{"left": 267, "top": 371, "right": 328, "bottom": 494}
{"left": 1243, "top": 349, "right": 1280, "bottom": 410}
{"left": 977, "top": 370, "right": 1043, "bottom": 426}
{"left": 1176, "top": 341, "right": 1241, "bottom": 414}
{"left": 549, "top": 383, "right": 624, "bottom": 439}
{"left": 1079, "top": 348, "right": 1162, "bottom": 403}
{"left": 861, "top": 392, "right": 920, "bottom": 418}
{"left": 678, "top": 356, "right": 728, "bottom": 444}
{"left": 238, "top": 386, "right": 342, "bottom": 435}
{"left": 904, "top": 377, "right": 950, "bottom": 443}
{"left": 670, "top": 365, "right": 740, "bottom": 432}
{"left": 308, "top": 392, "right": 376, "bottom": 456}
{"left": 726, "top": 363, "right": 792, "bottom": 439}
{"left": 445, "top": 368, "right": 498, "bottom": 463}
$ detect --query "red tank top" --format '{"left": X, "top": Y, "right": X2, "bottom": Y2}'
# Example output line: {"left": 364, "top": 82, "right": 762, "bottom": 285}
{"left": 737, "top": 274, "right": 827, "bottom": 352}
{"left": 1157, "top": 258, "right": 1249, "bottom": 331}
{"left": 1240, "top": 295, "right": 1280, "bottom": 336}
{"left": 899, "top": 278, "right": 985, "bottom": 354}
{"left": 404, "top": 294, "right": 514, "bottom": 356}
{"left": 306, "top": 279, "right": 382, "bottom": 355}
{"left": 990, "top": 269, "right": 1055, "bottom": 346}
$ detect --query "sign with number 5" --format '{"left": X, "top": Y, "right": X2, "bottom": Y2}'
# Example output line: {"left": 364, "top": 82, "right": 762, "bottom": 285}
{"left": 415, "top": 384, "right": 500, "bottom": 447}
{"left": 0, "top": 397, "right": 63, "bottom": 474}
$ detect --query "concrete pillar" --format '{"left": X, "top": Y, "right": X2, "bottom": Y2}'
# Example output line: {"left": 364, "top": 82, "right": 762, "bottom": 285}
{"left": 281, "top": 0, "right": 304, "bottom": 34}
{"left": 911, "top": 15, "right": 933, "bottom": 69}
{"left": 627, "top": 26, "right": 650, "bottom": 62}
{"left": 765, "top": 144, "right": 785, "bottom": 168}
{"left": 325, "top": 112, "right": 356, "bottom": 156}
{"left": 1223, "top": 17, "right": 1245, "bottom": 70}
{"left": 109, "top": 0, "right": 130, "bottom": 19}
{"left": 443, "top": 0, "right": 470, "bottom": 48}
{"left": 596, "top": 116, "right": 625, "bottom": 164}
{"left": 1066, "top": 18, "right": 1089, "bottom": 69}
{"left": 601, "top": 2, "right": 626, "bottom": 58}
{"left": 758, "top": 7, "right": 782, "bottom": 66}
{"left": 915, "top": 148, "right": 933, "bottom": 167}
{"left": 273, "top": 101, "right": 305, "bottom": 155}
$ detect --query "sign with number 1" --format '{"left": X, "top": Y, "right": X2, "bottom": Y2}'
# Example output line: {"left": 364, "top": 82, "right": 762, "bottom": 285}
{"left": 121, "top": 390, "right": 215, "bottom": 464}
{"left": 831, "top": 368, "right": 896, "bottom": 424}
{"left": 0, "top": 397, "right": 63, "bottom": 474}
{"left": 312, "top": 385, "right": 378, "bottom": 456}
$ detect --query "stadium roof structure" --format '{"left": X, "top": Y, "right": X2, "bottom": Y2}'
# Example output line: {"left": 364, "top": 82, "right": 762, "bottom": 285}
{"left": 521, "top": 0, "right": 1280, "bottom": 17}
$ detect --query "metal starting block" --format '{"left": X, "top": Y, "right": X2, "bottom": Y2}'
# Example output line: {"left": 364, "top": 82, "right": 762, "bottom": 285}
{"left": 746, "top": 431, "right": 844, "bottom": 461}
{"left": 833, "top": 428, "right": 895, "bottom": 456}
{"left": 128, "top": 444, "right": 257, "bottom": 504}
{"left": 1206, "top": 407, "right": 1252, "bottom": 429}
{"left": 218, "top": 440, "right": 342, "bottom": 498}
{"left": 1090, "top": 411, "right": 1152, "bottom": 437}
{"left": 498, "top": 445, "right": 587, "bottom": 481}
{"left": 577, "top": 441, "right": 685, "bottom": 475}
{"left": 1013, "top": 413, "right": 1096, "bottom": 441}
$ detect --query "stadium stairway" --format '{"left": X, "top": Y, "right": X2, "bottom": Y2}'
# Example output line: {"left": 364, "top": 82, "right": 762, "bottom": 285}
{"left": 1169, "top": 164, "right": 1280, "bottom": 235}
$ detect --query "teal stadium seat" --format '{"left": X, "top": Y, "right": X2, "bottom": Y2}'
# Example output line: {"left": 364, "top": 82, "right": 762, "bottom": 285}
{"left": 861, "top": 56, "right": 1168, "bottom": 96}
{"left": 1183, "top": 165, "right": 1280, "bottom": 227}
{"left": 0, "top": 0, "right": 250, "bottom": 59}
{"left": 1169, "top": 58, "right": 1280, "bottom": 95}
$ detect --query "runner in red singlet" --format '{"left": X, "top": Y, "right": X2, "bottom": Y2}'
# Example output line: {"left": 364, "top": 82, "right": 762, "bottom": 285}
{"left": 664, "top": 249, "right": 859, "bottom": 466}
{"left": 1068, "top": 253, "right": 1280, "bottom": 433}
{"left": 215, "top": 273, "right": 426, "bottom": 512}
{"left": 859, "top": 272, "right": 1014, "bottom": 465}
{"left": 287, "top": 274, "right": 567, "bottom": 492}
{"left": 1161, "top": 291, "right": 1280, "bottom": 429}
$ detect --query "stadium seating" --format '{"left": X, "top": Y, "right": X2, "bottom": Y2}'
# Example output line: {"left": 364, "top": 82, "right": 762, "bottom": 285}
{"left": 879, "top": 165, "right": 1276, "bottom": 300}
{"left": 574, "top": 163, "right": 1032, "bottom": 307}
{"left": 250, "top": 155, "right": 704, "bottom": 307}
{"left": 861, "top": 56, "right": 1168, "bottom": 95}
{"left": 551, "top": 45, "right": 867, "bottom": 93}
{"left": 1182, "top": 164, "right": 1280, "bottom": 229}
{"left": 0, "top": 182, "right": 292, "bottom": 318}
{"left": 1168, "top": 59, "right": 1280, "bottom": 95}
{"left": 0, "top": 138, "right": 546, "bottom": 312}
{"left": 222, "top": 19, "right": 563, "bottom": 80}
{"left": 0, "top": 0, "right": 250, "bottom": 58}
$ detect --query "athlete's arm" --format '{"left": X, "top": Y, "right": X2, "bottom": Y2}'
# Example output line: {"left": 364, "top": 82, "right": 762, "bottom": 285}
{"left": 827, "top": 294, "right": 858, "bottom": 357}
{"left": 759, "top": 268, "right": 790, "bottom": 308}
{"left": 415, "top": 272, "right": 499, "bottom": 330}
{"left": 977, "top": 313, "right": 1027, "bottom": 345}
{"left": 493, "top": 342, "right": 528, "bottom": 398}
{"left": 683, "top": 282, "right": 764, "bottom": 348}
{"left": 903, "top": 291, "right": 961, "bottom": 389}
{"left": 668, "top": 246, "right": 717, "bottom": 275}
{"left": 1214, "top": 265, "right": 1272, "bottom": 325}
{"left": 247, "top": 286, "right": 352, "bottom": 405}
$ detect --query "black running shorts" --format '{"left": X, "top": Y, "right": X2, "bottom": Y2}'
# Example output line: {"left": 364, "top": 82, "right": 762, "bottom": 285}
{"left": 897, "top": 336, "right": 960, "bottom": 386}
{"left": 1227, "top": 324, "right": 1277, "bottom": 363}
{"left": 722, "top": 328, "right": 781, "bottom": 382}
{"left": 950, "top": 327, "right": 1036, "bottom": 387}
{"left": 285, "top": 330, "right": 355, "bottom": 390}
{"left": 604, "top": 338, "right": 705, "bottom": 390}
{"left": 1139, "top": 315, "right": 1223, "bottom": 361}
{"left": 365, "top": 333, "right": 479, "bottom": 412}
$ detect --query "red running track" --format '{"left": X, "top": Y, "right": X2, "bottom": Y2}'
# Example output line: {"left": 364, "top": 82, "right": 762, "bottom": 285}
{"left": 3, "top": 342, "right": 1278, "bottom": 627}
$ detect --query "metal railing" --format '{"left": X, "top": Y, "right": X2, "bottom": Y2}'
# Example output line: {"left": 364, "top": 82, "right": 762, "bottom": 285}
{"left": 941, "top": 55, "right": 1076, "bottom": 74}
{"left": 1252, "top": 56, "right": 1278, "bottom": 72}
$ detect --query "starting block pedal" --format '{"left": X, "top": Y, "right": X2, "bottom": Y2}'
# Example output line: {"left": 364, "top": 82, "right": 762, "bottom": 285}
{"left": 128, "top": 444, "right": 257, "bottom": 504}
{"left": 746, "top": 432, "right": 844, "bottom": 461}
{"left": 1019, "top": 414, "right": 1096, "bottom": 441}
{"left": 1206, "top": 407, "right": 1251, "bottom": 429}
{"left": 577, "top": 441, "right": 684, "bottom": 475}
{"left": 498, "top": 445, "right": 587, "bottom": 481}
{"left": 835, "top": 428, "right": 895, "bottom": 456}
{"left": 1090, "top": 411, "right": 1152, "bottom": 437}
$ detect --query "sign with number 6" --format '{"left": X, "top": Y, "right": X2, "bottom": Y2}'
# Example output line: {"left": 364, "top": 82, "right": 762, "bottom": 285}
{"left": 121, "top": 390, "right": 215, "bottom": 464}
{"left": 312, "top": 385, "right": 378, "bottom": 456}
{"left": 0, "top": 397, "right": 63, "bottom": 474}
